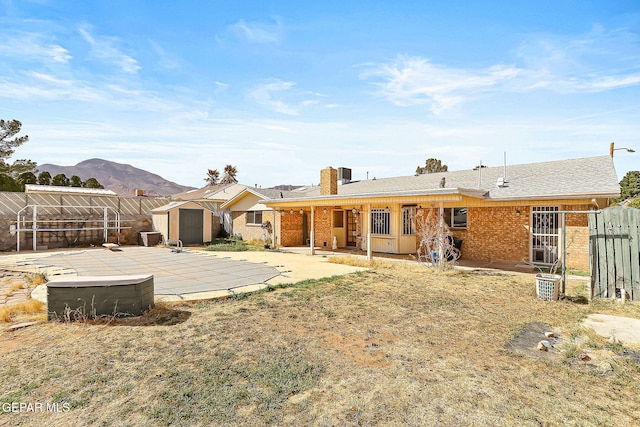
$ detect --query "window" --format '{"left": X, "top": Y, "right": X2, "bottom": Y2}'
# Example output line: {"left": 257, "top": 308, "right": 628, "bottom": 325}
{"left": 371, "top": 209, "right": 391, "bottom": 235}
{"left": 333, "top": 210, "right": 344, "bottom": 228}
{"left": 444, "top": 208, "right": 467, "bottom": 228}
{"left": 246, "top": 211, "right": 263, "bottom": 225}
{"left": 402, "top": 207, "right": 415, "bottom": 235}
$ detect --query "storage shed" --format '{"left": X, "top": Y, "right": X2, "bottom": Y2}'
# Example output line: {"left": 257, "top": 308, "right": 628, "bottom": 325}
{"left": 151, "top": 200, "right": 220, "bottom": 245}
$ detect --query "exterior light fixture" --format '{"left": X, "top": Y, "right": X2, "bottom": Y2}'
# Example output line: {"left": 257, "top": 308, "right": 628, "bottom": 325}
{"left": 610, "top": 142, "right": 636, "bottom": 157}
{"left": 323, "top": 208, "right": 328, "bottom": 214}
{"left": 290, "top": 209, "right": 294, "bottom": 215}
{"left": 299, "top": 209, "right": 304, "bottom": 215}
{"left": 516, "top": 210, "right": 521, "bottom": 217}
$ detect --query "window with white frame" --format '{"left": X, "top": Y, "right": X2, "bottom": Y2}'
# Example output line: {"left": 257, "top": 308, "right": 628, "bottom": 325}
{"left": 246, "top": 211, "right": 263, "bottom": 225}
{"left": 402, "top": 207, "right": 415, "bottom": 235}
{"left": 443, "top": 207, "right": 467, "bottom": 228}
{"left": 371, "top": 209, "right": 391, "bottom": 235}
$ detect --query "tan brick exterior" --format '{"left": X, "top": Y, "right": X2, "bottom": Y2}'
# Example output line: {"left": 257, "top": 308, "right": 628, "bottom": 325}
{"left": 313, "top": 208, "right": 332, "bottom": 248}
{"left": 274, "top": 201, "right": 594, "bottom": 269}
{"left": 564, "top": 226, "right": 590, "bottom": 271}
{"left": 460, "top": 206, "right": 530, "bottom": 263}
{"left": 281, "top": 210, "right": 305, "bottom": 246}
{"left": 320, "top": 167, "right": 337, "bottom": 195}
{"left": 231, "top": 210, "right": 281, "bottom": 244}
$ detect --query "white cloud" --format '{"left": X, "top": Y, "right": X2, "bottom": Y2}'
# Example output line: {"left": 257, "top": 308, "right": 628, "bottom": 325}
{"left": 148, "top": 39, "right": 183, "bottom": 70}
{"left": 514, "top": 24, "right": 640, "bottom": 93}
{"left": 78, "top": 26, "right": 140, "bottom": 74}
{"left": 0, "top": 32, "right": 71, "bottom": 63}
{"left": 249, "top": 79, "right": 323, "bottom": 116}
{"left": 228, "top": 17, "right": 284, "bottom": 44}
{"left": 361, "top": 56, "right": 521, "bottom": 114}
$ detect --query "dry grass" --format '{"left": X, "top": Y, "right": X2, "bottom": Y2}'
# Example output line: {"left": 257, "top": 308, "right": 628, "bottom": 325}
{"left": 2, "top": 263, "right": 640, "bottom": 426}
{"left": 0, "top": 300, "right": 46, "bottom": 323}
{"left": 327, "top": 255, "right": 396, "bottom": 268}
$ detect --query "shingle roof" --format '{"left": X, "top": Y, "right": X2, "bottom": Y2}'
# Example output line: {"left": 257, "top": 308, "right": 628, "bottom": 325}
{"left": 264, "top": 156, "right": 620, "bottom": 202}
{"left": 151, "top": 200, "right": 218, "bottom": 213}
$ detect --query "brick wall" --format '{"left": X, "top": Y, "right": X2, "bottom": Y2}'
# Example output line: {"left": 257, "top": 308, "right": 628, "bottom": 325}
{"left": 231, "top": 211, "right": 266, "bottom": 241}
{"left": 564, "top": 226, "right": 590, "bottom": 271}
{"left": 313, "top": 208, "right": 332, "bottom": 249}
{"left": 462, "top": 206, "right": 530, "bottom": 263}
{"left": 281, "top": 210, "right": 304, "bottom": 246}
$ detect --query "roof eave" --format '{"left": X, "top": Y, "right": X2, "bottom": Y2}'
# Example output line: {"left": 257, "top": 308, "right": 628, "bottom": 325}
{"left": 486, "top": 191, "right": 621, "bottom": 202}
{"left": 260, "top": 187, "right": 487, "bottom": 204}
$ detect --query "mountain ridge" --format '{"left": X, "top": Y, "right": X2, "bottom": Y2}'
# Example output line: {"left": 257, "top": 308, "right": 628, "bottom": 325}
{"left": 37, "top": 158, "right": 195, "bottom": 197}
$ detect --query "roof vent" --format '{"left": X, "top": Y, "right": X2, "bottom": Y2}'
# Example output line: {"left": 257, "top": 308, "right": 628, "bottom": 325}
{"left": 496, "top": 177, "right": 509, "bottom": 188}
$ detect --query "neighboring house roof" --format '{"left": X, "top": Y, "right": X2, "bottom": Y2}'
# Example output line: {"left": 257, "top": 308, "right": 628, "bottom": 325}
{"left": 151, "top": 200, "right": 219, "bottom": 213}
{"left": 24, "top": 184, "right": 117, "bottom": 196}
{"left": 172, "top": 184, "right": 226, "bottom": 200}
{"left": 262, "top": 156, "right": 620, "bottom": 203}
{"left": 221, "top": 187, "right": 300, "bottom": 210}
{"left": 172, "top": 183, "right": 249, "bottom": 203}
{"left": 204, "top": 183, "right": 250, "bottom": 202}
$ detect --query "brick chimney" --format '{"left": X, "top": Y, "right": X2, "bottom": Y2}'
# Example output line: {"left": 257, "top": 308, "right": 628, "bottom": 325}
{"left": 320, "top": 166, "right": 338, "bottom": 195}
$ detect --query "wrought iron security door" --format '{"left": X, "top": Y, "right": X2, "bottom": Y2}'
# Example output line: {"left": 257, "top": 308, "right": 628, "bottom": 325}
{"left": 531, "top": 206, "right": 559, "bottom": 265}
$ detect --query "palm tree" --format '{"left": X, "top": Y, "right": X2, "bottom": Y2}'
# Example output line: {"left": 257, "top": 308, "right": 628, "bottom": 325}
{"left": 205, "top": 169, "right": 220, "bottom": 186}
{"left": 221, "top": 164, "right": 238, "bottom": 184}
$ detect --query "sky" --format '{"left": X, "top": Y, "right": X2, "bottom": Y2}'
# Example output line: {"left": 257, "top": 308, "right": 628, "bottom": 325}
{"left": 1, "top": 0, "right": 639, "bottom": 189}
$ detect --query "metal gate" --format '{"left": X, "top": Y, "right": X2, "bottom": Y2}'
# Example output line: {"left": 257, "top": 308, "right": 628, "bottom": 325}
{"left": 531, "top": 206, "right": 559, "bottom": 265}
{"left": 589, "top": 206, "right": 640, "bottom": 300}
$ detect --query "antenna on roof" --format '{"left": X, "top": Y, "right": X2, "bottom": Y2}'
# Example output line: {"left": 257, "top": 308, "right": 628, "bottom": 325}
{"left": 497, "top": 152, "right": 509, "bottom": 188}
{"left": 473, "top": 161, "right": 487, "bottom": 189}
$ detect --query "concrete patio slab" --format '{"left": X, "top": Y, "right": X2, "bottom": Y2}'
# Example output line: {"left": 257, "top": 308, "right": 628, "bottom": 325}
{"left": 1, "top": 246, "right": 368, "bottom": 303}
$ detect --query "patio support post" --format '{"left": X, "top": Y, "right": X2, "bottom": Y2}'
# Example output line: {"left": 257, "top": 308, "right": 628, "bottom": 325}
{"left": 561, "top": 212, "right": 566, "bottom": 297}
{"left": 367, "top": 203, "right": 372, "bottom": 261}
{"left": 438, "top": 202, "right": 444, "bottom": 268}
{"left": 272, "top": 208, "right": 277, "bottom": 249}
{"left": 32, "top": 205, "right": 37, "bottom": 252}
{"left": 310, "top": 206, "right": 315, "bottom": 255}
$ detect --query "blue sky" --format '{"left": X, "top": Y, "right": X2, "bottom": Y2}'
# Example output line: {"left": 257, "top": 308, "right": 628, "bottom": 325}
{"left": 1, "top": 0, "right": 639, "bottom": 188}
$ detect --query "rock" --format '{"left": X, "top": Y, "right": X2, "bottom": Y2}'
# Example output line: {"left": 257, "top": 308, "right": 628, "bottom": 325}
{"left": 598, "top": 361, "right": 614, "bottom": 374}
{"left": 608, "top": 336, "right": 622, "bottom": 345}
{"left": 545, "top": 331, "right": 555, "bottom": 338}
{"left": 574, "top": 337, "right": 587, "bottom": 346}
{"left": 577, "top": 353, "right": 591, "bottom": 362}
{"left": 537, "top": 340, "right": 551, "bottom": 351}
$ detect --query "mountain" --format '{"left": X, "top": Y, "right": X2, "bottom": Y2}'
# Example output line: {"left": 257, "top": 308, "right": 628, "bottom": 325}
{"left": 37, "top": 158, "right": 195, "bottom": 197}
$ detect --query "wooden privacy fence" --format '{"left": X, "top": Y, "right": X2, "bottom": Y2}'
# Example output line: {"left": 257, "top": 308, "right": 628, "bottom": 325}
{"left": 588, "top": 206, "right": 640, "bottom": 301}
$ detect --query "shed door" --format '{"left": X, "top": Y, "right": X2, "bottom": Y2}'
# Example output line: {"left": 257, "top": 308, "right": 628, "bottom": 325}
{"left": 179, "top": 209, "right": 203, "bottom": 245}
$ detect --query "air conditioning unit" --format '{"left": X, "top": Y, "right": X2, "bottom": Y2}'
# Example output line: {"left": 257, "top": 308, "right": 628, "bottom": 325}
{"left": 338, "top": 167, "right": 351, "bottom": 184}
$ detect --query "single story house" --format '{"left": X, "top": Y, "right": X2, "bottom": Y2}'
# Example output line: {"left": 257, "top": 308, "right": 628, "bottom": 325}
{"left": 258, "top": 156, "right": 620, "bottom": 269}
{"left": 220, "top": 187, "right": 302, "bottom": 244}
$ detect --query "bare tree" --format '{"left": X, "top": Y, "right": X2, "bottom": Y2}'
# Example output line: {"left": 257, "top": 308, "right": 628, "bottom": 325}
{"left": 414, "top": 207, "right": 460, "bottom": 269}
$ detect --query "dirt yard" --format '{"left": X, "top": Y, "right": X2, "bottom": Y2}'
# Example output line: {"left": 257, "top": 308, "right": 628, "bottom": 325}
{"left": 1, "top": 260, "right": 640, "bottom": 426}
